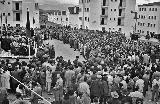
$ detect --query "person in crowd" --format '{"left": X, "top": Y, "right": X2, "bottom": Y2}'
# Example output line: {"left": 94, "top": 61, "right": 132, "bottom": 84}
{"left": 30, "top": 81, "right": 42, "bottom": 104}
{"left": 12, "top": 93, "right": 27, "bottom": 104}
{"left": 0, "top": 87, "right": 8, "bottom": 104}
{"left": 54, "top": 73, "right": 63, "bottom": 103}
{"left": 46, "top": 66, "right": 52, "bottom": 94}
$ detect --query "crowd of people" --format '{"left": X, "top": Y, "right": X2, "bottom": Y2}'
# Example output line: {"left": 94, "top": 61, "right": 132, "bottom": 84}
{"left": 0, "top": 25, "right": 160, "bottom": 104}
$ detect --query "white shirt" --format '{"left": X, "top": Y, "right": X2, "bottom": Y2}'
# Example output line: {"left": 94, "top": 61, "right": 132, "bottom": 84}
{"left": 152, "top": 79, "right": 160, "bottom": 87}
{"left": 129, "top": 91, "right": 144, "bottom": 99}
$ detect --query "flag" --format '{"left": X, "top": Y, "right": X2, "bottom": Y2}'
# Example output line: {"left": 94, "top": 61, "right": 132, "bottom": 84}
{"left": 5, "top": 16, "right": 7, "bottom": 25}
{"left": 26, "top": 8, "right": 31, "bottom": 38}
{"left": 0, "top": 13, "right": 2, "bottom": 24}
{"left": 33, "top": 17, "right": 35, "bottom": 24}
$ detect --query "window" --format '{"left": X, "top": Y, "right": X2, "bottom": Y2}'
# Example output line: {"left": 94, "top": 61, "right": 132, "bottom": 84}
{"left": 144, "top": 8, "right": 146, "bottom": 11}
{"left": 148, "top": 23, "right": 150, "bottom": 27}
{"left": 155, "top": 8, "right": 157, "bottom": 11}
{"left": 55, "top": 12, "right": 57, "bottom": 15}
{"left": 114, "top": 9, "right": 116, "bottom": 11}
{"left": 16, "top": 24, "right": 20, "bottom": 27}
{"left": 111, "top": 9, "right": 112, "bottom": 11}
{"left": 15, "top": 3, "right": 19, "bottom": 10}
{"left": 144, "top": 16, "right": 145, "bottom": 19}
{"left": 57, "top": 18, "right": 58, "bottom": 20}
{"left": 154, "top": 16, "right": 156, "bottom": 20}
{"left": 79, "top": 17, "right": 82, "bottom": 20}
{"left": 8, "top": 13, "right": 10, "bottom": 16}
{"left": 66, "top": 18, "right": 68, "bottom": 21}
{"left": 152, "top": 8, "right": 154, "bottom": 11}
{"left": 79, "top": 8, "right": 82, "bottom": 12}
{"left": 62, "top": 11, "right": 66, "bottom": 15}
{"left": 3, "top": 13, "right": 5, "bottom": 16}
{"left": 142, "top": 8, "right": 143, "bottom": 11}
{"left": 58, "top": 12, "right": 61, "bottom": 15}
{"left": 141, "top": 15, "right": 143, "bottom": 19}
{"left": 154, "top": 24, "right": 156, "bottom": 27}
{"left": 16, "top": 13, "right": 20, "bottom": 21}
{"left": 85, "top": 8, "right": 86, "bottom": 12}
{"left": 150, "top": 24, "right": 152, "bottom": 27}
{"left": 149, "top": 8, "right": 151, "bottom": 11}
{"left": 85, "top": 17, "right": 87, "bottom": 21}
{"left": 138, "top": 30, "right": 139, "bottom": 32}
{"left": 110, "top": 18, "right": 111, "bottom": 20}
{"left": 101, "top": 18, "right": 104, "bottom": 25}
{"left": 139, "top": 15, "right": 140, "bottom": 18}
{"left": 142, "top": 31, "right": 144, "bottom": 33}
{"left": 139, "top": 8, "right": 141, "bottom": 11}
{"left": 138, "top": 22, "right": 140, "bottom": 25}
{"left": 88, "top": 17, "right": 89, "bottom": 22}
{"left": 114, "top": 18, "right": 115, "bottom": 20}
{"left": 152, "top": 16, "right": 153, "bottom": 19}
{"left": 143, "top": 23, "right": 145, "bottom": 26}
{"left": 149, "top": 16, "right": 150, "bottom": 19}
{"left": 87, "top": 8, "right": 89, "bottom": 12}
{"left": 8, "top": 2, "right": 10, "bottom": 4}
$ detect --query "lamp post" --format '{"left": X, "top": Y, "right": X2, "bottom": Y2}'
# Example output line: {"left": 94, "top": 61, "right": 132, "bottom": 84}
{"left": 0, "top": 0, "right": 5, "bottom": 37}
{"left": 131, "top": 10, "right": 139, "bottom": 34}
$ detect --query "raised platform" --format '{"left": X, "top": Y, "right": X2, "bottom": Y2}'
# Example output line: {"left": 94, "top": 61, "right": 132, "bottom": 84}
{"left": 0, "top": 56, "right": 33, "bottom": 59}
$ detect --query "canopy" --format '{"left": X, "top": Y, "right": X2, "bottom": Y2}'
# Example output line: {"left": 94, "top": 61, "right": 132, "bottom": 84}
{"left": 138, "top": 36, "right": 148, "bottom": 42}
{"left": 149, "top": 38, "right": 160, "bottom": 45}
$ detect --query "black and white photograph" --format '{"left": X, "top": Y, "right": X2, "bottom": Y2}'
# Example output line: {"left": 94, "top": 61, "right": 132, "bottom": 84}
{"left": 0, "top": 0, "right": 160, "bottom": 104}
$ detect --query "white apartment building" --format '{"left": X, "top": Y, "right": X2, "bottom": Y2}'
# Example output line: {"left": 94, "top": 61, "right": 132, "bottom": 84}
{"left": 48, "top": 10, "right": 69, "bottom": 26}
{"left": 68, "top": 6, "right": 80, "bottom": 29}
{"left": 79, "top": 0, "right": 136, "bottom": 37}
{"left": 137, "top": 2, "right": 160, "bottom": 36}
{"left": 0, "top": 0, "right": 40, "bottom": 28}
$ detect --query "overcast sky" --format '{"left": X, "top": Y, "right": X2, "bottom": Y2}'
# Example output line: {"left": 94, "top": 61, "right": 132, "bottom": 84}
{"left": 38, "top": 0, "right": 160, "bottom": 5}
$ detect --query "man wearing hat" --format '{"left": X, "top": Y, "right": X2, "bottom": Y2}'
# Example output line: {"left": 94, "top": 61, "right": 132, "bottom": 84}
{"left": 30, "top": 82, "right": 42, "bottom": 104}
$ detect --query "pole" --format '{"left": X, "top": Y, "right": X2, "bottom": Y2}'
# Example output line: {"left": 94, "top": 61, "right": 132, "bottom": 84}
{"left": 9, "top": 74, "right": 51, "bottom": 104}
{"left": 82, "top": 0, "right": 85, "bottom": 29}
{"left": 28, "top": 38, "right": 31, "bottom": 60}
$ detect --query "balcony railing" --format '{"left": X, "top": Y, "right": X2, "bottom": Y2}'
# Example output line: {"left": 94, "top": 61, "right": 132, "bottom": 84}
{"left": 101, "top": 14, "right": 108, "bottom": 17}
{"left": 118, "top": 13, "right": 125, "bottom": 18}
{"left": 119, "top": 3, "right": 126, "bottom": 9}
{"left": 12, "top": 9, "right": 22, "bottom": 12}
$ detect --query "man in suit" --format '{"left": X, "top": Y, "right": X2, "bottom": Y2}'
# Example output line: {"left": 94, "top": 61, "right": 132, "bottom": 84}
{"left": 0, "top": 87, "right": 8, "bottom": 104}
{"left": 30, "top": 82, "right": 42, "bottom": 104}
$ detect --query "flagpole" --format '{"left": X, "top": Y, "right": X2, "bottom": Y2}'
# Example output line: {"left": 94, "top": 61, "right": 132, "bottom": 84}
{"left": 1, "top": 13, "right": 2, "bottom": 37}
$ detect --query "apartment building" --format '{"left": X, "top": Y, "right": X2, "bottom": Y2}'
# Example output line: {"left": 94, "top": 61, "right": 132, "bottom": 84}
{"left": 78, "top": 0, "right": 101, "bottom": 30}
{"left": 47, "top": 10, "right": 69, "bottom": 26}
{"left": 0, "top": 0, "right": 39, "bottom": 28}
{"left": 78, "top": 0, "right": 136, "bottom": 37}
{"left": 137, "top": 2, "right": 160, "bottom": 36}
{"left": 68, "top": 6, "right": 79, "bottom": 28}
{"left": 100, "top": 0, "right": 136, "bottom": 36}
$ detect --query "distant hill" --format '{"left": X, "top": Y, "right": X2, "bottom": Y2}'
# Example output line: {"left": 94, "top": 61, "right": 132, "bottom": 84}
{"left": 39, "top": 2, "right": 76, "bottom": 11}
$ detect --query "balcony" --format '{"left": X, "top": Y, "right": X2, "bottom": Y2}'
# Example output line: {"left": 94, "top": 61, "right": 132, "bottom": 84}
{"left": 12, "top": 9, "right": 22, "bottom": 12}
{"left": 119, "top": 0, "right": 126, "bottom": 9}
{"left": 102, "top": 0, "right": 109, "bottom": 7}
{"left": 118, "top": 13, "right": 125, "bottom": 18}
{"left": 101, "top": 14, "right": 108, "bottom": 18}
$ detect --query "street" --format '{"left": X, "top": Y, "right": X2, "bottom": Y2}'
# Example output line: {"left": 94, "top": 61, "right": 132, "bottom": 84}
{"left": 7, "top": 39, "right": 157, "bottom": 104}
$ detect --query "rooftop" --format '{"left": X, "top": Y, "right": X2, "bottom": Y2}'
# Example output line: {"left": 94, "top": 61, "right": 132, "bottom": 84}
{"left": 138, "top": 2, "right": 160, "bottom": 7}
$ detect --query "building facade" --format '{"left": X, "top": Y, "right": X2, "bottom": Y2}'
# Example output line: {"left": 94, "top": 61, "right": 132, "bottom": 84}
{"left": 0, "top": 0, "right": 39, "bottom": 28}
{"left": 78, "top": 0, "right": 136, "bottom": 37}
{"left": 68, "top": 6, "right": 79, "bottom": 29}
{"left": 47, "top": 10, "right": 69, "bottom": 26}
{"left": 137, "top": 2, "right": 160, "bottom": 36}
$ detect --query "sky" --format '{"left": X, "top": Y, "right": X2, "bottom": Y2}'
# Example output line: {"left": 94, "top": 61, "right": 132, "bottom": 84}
{"left": 38, "top": 0, "right": 160, "bottom": 5}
